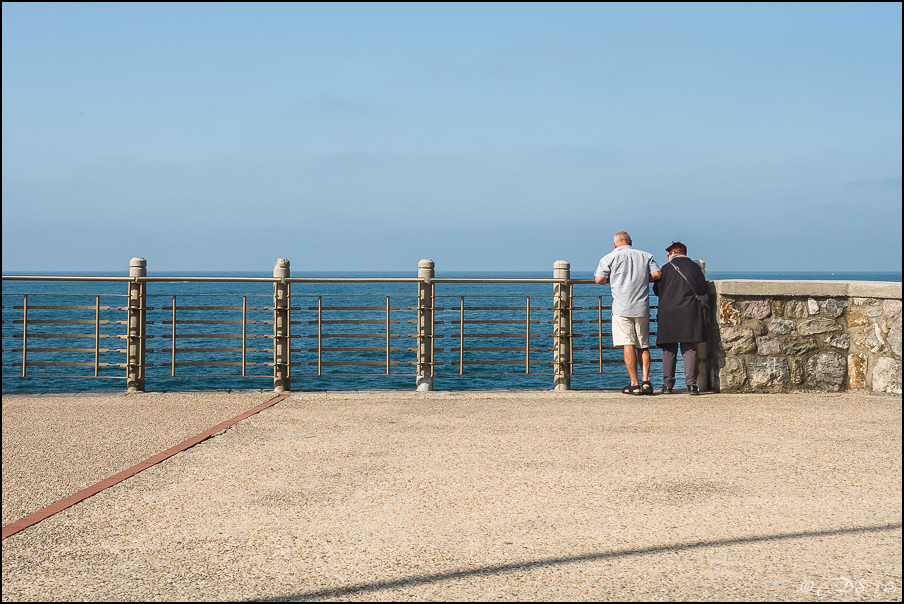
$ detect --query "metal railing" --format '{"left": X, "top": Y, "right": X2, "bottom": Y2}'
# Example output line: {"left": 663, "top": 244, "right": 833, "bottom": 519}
{"left": 2, "top": 259, "right": 674, "bottom": 392}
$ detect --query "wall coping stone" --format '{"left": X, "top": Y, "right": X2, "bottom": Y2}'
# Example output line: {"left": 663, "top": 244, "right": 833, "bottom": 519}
{"left": 710, "top": 280, "right": 901, "bottom": 299}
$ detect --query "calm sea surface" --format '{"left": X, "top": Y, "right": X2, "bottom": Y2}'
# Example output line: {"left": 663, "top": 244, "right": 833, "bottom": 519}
{"left": 2, "top": 270, "right": 900, "bottom": 393}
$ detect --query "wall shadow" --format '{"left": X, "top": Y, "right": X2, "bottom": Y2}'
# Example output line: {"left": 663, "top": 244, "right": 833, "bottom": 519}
{"left": 253, "top": 522, "right": 901, "bottom": 602}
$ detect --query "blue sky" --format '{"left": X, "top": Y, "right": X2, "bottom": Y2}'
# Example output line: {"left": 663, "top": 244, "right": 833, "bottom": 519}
{"left": 2, "top": 2, "right": 901, "bottom": 274}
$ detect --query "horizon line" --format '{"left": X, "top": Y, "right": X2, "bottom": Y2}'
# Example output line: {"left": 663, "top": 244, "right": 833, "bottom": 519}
{"left": 2, "top": 269, "right": 902, "bottom": 276}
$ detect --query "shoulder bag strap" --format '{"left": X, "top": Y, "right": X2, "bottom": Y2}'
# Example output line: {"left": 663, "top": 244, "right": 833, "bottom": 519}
{"left": 671, "top": 262, "right": 707, "bottom": 307}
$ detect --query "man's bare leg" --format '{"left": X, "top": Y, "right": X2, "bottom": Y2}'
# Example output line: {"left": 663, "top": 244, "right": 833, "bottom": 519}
{"left": 640, "top": 347, "right": 652, "bottom": 382}
{"left": 623, "top": 345, "right": 639, "bottom": 385}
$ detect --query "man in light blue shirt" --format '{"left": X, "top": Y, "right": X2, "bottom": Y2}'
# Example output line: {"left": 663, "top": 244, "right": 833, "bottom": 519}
{"left": 595, "top": 231, "right": 662, "bottom": 394}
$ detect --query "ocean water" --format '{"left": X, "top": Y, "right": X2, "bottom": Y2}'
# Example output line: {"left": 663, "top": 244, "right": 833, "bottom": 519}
{"left": 2, "top": 271, "right": 900, "bottom": 393}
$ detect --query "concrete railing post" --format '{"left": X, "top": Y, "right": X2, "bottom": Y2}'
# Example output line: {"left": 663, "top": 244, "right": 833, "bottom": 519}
{"left": 273, "top": 258, "right": 291, "bottom": 393}
{"left": 126, "top": 257, "right": 147, "bottom": 392}
{"left": 694, "top": 259, "right": 709, "bottom": 391}
{"left": 416, "top": 259, "right": 435, "bottom": 391}
{"left": 553, "top": 260, "right": 571, "bottom": 391}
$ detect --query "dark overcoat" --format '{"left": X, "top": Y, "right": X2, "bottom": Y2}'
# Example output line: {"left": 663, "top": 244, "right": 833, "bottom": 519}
{"left": 652, "top": 256, "right": 708, "bottom": 345}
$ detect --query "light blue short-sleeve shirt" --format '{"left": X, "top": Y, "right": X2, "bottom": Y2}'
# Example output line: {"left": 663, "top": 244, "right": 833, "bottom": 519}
{"left": 595, "top": 245, "right": 661, "bottom": 317}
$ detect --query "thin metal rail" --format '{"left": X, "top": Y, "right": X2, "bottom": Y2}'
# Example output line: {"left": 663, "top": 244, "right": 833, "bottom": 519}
{"left": 22, "top": 295, "right": 27, "bottom": 377}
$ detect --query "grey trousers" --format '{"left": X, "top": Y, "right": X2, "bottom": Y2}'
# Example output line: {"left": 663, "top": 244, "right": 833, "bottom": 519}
{"left": 661, "top": 342, "right": 698, "bottom": 388}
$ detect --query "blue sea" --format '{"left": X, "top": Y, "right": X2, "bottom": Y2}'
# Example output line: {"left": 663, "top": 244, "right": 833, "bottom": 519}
{"left": 2, "top": 271, "right": 900, "bottom": 394}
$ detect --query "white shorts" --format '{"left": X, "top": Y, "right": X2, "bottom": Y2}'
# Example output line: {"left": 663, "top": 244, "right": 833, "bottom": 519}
{"left": 612, "top": 314, "right": 650, "bottom": 348}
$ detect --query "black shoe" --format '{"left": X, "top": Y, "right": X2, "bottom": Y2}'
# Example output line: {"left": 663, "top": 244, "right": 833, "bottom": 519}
{"left": 688, "top": 386, "right": 700, "bottom": 396}
{"left": 641, "top": 381, "right": 654, "bottom": 395}
{"left": 661, "top": 386, "right": 673, "bottom": 394}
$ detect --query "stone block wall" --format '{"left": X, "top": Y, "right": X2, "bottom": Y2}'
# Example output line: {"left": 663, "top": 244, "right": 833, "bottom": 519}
{"left": 707, "top": 280, "right": 902, "bottom": 394}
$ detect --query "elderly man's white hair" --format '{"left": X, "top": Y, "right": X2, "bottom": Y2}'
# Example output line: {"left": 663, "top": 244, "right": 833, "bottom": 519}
{"left": 613, "top": 231, "right": 632, "bottom": 245}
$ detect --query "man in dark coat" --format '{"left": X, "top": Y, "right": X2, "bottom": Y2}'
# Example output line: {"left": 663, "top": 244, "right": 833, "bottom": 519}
{"left": 652, "top": 242, "right": 708, "bottom": 394}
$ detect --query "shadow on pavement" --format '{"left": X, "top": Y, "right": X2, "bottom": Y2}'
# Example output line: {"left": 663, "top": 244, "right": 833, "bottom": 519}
{"left": 254, "top": 522, "right": 902, "bottom": 602}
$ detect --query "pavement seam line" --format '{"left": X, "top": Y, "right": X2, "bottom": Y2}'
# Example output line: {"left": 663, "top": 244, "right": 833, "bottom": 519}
{"left": 1, "top": 393, "right": 291, "bottom": 540}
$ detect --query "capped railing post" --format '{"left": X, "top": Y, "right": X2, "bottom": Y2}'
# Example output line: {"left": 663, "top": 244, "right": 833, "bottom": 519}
{"left": 416, "top": 259, "right": 435, "bottom": 391}
{"left": 126, "top": 257, "right": 147, "bottom": 392}
{"left": 273, "top": 258, "right": 291, "bottom": 393}
{"left": 553, "top": 260, "right": 571, "bottom": 391}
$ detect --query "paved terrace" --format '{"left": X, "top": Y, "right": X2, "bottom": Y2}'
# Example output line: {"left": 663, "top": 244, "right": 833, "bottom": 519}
{"left": 2, "top": 389, "right": 902, "bottom": 602}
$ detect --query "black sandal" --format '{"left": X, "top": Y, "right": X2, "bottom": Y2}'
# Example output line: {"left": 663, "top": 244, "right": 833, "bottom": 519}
{"left": 622, "top": 384, "right": 642, "bottom": 395}
{"left": 641, "top": 381, "right": 654, "bottom": 395}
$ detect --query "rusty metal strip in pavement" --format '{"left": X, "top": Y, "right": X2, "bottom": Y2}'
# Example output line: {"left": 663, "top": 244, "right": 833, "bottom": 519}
{"left": 2, "top": 393, "right": 291, "bottom": 540}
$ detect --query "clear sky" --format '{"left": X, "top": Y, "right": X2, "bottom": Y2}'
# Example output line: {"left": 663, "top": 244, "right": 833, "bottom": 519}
{"left": 2, "top": 2, "right": 901, "bottom": 274}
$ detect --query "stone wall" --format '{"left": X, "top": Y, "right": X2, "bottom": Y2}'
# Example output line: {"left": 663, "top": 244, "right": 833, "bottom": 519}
{"left": 707, "top": 280, "right": 902, "bottom": 394}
